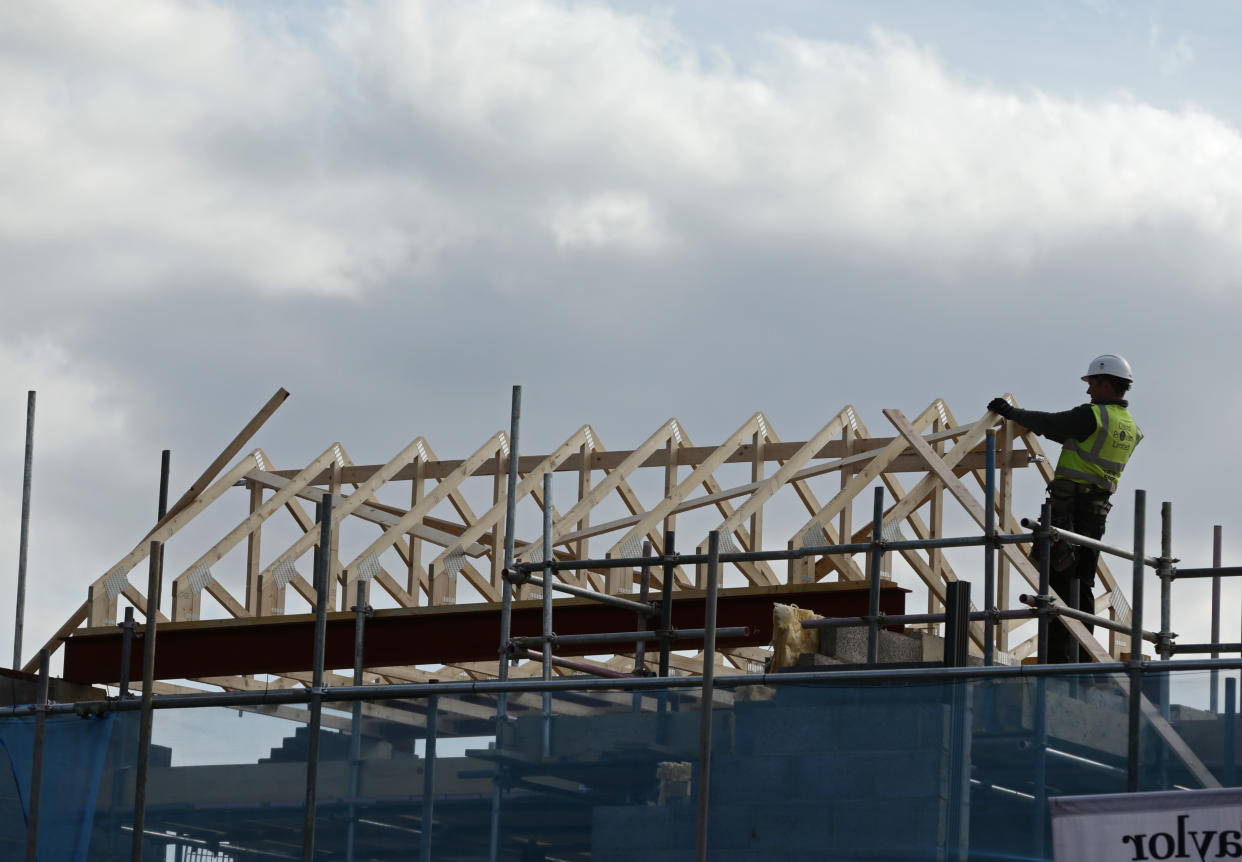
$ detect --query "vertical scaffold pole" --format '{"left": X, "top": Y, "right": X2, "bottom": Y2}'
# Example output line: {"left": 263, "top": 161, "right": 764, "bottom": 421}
{"left": 132, "top": 541, "right": 163, "bottom": 862}
{"left": 633, "top": 541, "right": 652, "bottom": 712}
{"left": 867, "top": 487, "right": 884, "bottom": 666}
{"left": 1033, "top": 499, "right": 1051, "bottom": 856}
{"left": 1036, "top": 502, "right": 1052, "bottom": 666}
{"left": 23, "top": 648, "right": 49, "bottom": 862}
{"left": 694, "top": 531, "right": 721, "bottom": 862}
{"left": 984, "top": 430, "right": 996, "bottom": 666}
{"left": 1212, "top": 525, "right": 1223, "bottom": 713}
{"left": 1225, "top": 677, "right": 1237, "bottom": 787}
{"left": 345, "top": 575, "right": 368, "bottom": 862}
{"left": 489, "top": 385, "right": 521, "bottom": 862}
{"left": 1127, "top": 489, "right": 1147, "bottom": 793}
{"left": 541, "top": 472, "right": 554, "bottom": 757}
{"left": 1158, "top": 504, "right": 1173, "bottom": 725}
{"left": 13, "top": 390, "right": 35, "bottom": 671}
{"left": 118, "top": 606, "right": 135, "bottom": 699}
{"left": 419, "top": 692, "right": 439, "bottom": 862}
{"left": 659, "top": 531, "right": 675, "bottom": 678}
{"left": 302, "top": 494, "right": 333, "bottom": 862}
{"left": 1158, "top": 502, "right": 1173, "bottom": 789}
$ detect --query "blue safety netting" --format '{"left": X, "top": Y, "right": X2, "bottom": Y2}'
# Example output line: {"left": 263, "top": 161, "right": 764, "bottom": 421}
{"left": 0, "top": 712, "right": 114, "bottom": 862}
{"left": 0, "top": 670, "right": 1234, "bottom": 860}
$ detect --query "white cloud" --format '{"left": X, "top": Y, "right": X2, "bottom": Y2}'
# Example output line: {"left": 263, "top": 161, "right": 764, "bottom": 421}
{"left": 548, "top": 192, "right": 670, "bottom": 250}
{"left": 0, "top": 339, "right": 131, "bottom": 458}
{"left": 2, "top": 0, "right": 1241, "bottom": 303}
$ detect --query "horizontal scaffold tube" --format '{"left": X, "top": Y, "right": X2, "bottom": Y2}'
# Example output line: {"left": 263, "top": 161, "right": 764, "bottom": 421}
{"left": 17, "top": 658, "right": 1242, "bottom": 720}
{"left": 504, "top": 572, "right": 657, "bottom": 616}
{"left": 802, "top": 609, "right": 1036, "bottom": 630}
{"left": 1019, "top": 518, "right": 1159, "bottom": 568}
{"left": 1017, "top": 594, "right": 1160, "bottom": 643}
{"left": 1173, "top": 566, "right": 1242, "bottom": 580}
{"left": 512, "top": 532, "right": 1038, "bottom": 574}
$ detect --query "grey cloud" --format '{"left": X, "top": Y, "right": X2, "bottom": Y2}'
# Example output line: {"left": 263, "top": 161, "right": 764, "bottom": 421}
{"left": 1, "top": 0, "right": 1240, "bottom": 667}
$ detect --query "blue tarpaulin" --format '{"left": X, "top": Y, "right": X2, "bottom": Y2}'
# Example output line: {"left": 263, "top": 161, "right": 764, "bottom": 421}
{"left": 0, "top": 712, "right": 115, "bottom": 862}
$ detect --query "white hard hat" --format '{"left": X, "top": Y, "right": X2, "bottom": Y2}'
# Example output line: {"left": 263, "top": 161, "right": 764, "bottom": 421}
{"left": 1082, "top": 354, "right": 1133, "bottom": 383}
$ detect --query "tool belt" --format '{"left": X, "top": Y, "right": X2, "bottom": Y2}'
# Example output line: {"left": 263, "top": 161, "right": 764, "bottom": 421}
{"left": 1048, "top": 477, "right": 1111, "bottom": 499}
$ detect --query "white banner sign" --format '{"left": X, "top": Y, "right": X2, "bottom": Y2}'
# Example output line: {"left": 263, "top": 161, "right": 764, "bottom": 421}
{"left": 1051, "top": 788, "right": 1242, "bottom": 862}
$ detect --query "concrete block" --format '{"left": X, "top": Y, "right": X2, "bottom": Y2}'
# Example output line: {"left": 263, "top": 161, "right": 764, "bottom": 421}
{"left": 830, "top": 797, "right": 947, "bottom": 855}
{"left": 789, "top": 749, "right": 948, "bottom": 799}
{"left": 592, "top": 802, "right": 694, "bottom": 853}
{"left": 709, "top": 801, "right": 849, "bottom": 852}
{"left": 709, "top": 754, "right": 797, "bottom": 803}
{"left": 732, "top": 705, "right": 832, "bottom": 755}
{"left": 504, "top": 710, "right": 732, "bottom": 761}
{"left": 828, "top": 703, "right": 952, "bottom": 752}
{"left": 817, "top": 626, "right": 923, "bottom": 664}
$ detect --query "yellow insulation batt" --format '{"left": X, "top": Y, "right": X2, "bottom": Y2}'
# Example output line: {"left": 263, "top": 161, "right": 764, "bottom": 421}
{"left": 770, "top": 603, "right": 822, "bottom": 670}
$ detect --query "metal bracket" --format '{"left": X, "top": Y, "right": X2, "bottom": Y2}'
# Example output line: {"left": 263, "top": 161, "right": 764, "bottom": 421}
{"left": 1157, "top": 632, "right": 1177, "bottom": 656}
{"left": 503, "top": 567, "right": 529, "bottom": 586}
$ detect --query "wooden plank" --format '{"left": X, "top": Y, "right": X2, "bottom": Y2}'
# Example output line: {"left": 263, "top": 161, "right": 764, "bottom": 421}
{"left": 155, "top": 388, "right": 289, "bottom": 532}
{"left": 253, "top": 437, "right": 435, "bottom": 608}
{"left": 121, "top": 583, "right": 169, "bottom": 624}
{"left": 789, "top": 403, "right": 939, "bottom": 551}
{"left": 552, "top": 448, "right": 1025, "bottom": 551}
{"left": 247, "top": 470, "right": 487, "bottom": 556}
{"left": 20, "top": 600, "right": 87, "bottom": 673}
{"left": 517, "top": 420, "right": 682, "bottom": 564}
{"left": 347, "top": 432, "right": 507, "bottom": 589}
{"left": 245, "top": 481, "right": 263, "bottom": 615}
{"left": 606, "top": 414, "right": 764, "bottom": 562}
{"left": 427, "top": 426, "right": 594, "bottom": 595}
{"left": 576, "top": 439, "right": 592, "bottom": 563}
{"left": 928, "top": 416, "right": 945, "bottom": 621}
{"left": 87, "top": 452, "right": 263, "bottom": 626}
{"left": 269, "top": 425, "right": 990, "bottom": 484}
{"left": 408, "top": 454, "right": 425, "bottom": 598}
{"left": 721, "top": 408, "right": 854, "bottom": 562}
{"left": 169, "top": 446, "right": 340, "bottom": 620}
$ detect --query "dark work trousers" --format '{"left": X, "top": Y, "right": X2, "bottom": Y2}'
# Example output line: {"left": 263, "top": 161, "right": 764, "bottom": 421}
{"left": 1040, "top": 478, "right": 1112, "bottom": 664}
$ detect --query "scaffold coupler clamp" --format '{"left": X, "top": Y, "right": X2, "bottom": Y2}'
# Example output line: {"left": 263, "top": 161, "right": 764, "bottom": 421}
{"left": 1031, "top": 592, "right": 1054, "bottom": 616}
{"left": 1156, "top": 631, "right": 1177, "bottom": 658}
{"left": 501, "top": 639, "right": 519, "bottom": 662}
{"left": 350, "top": 603, "right": 374, "bottom": 618}
{"left": 502, "top": 566, "right": 528, "bottom": 586}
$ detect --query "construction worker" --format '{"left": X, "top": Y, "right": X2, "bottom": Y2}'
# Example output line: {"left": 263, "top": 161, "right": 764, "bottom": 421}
{"left": 987, "top": 354, "right": 1142, "bottom": 664}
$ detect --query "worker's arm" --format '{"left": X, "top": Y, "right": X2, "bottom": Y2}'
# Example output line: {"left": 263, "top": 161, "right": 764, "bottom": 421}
{"left": 1003, "top": 403, "right": 1096, "bottom": 444}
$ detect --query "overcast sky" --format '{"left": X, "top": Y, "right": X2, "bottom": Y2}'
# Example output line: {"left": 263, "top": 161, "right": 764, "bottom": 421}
{"left": 3, "top": 0, "right": 1241, "bottom": 680}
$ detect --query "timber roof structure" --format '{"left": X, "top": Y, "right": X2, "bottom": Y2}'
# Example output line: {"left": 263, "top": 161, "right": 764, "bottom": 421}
{"left": 35, "top": 389, "right": 1138, "bottom": 694}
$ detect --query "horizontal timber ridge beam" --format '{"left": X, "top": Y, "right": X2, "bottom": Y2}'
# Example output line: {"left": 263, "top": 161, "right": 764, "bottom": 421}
{"left": 271, "top": 429, "right": 1031, "bottom": 485}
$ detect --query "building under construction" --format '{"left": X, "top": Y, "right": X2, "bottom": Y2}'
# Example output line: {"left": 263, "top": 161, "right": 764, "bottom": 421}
{"left": 3, "top": 387, "right": 1242, "bottom": 860}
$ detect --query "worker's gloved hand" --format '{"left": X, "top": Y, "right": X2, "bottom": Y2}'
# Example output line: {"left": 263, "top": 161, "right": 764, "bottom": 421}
{"left": 987, "top": 397, "right": 1013, "bottom": 418}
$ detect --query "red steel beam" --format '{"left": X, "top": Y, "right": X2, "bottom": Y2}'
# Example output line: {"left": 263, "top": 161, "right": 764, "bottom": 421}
{"left": 63, "top": 581, "right": 907, "bottom": 684}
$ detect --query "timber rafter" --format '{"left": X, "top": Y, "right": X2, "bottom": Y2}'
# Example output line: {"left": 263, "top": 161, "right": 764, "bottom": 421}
{"left": 52, "top": 395, "right": 1139, "bottom": 690}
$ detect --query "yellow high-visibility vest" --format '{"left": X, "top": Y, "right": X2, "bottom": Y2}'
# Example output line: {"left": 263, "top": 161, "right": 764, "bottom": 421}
{"left": 1055, "top": 403, "right": 1142, "bottom": 493}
